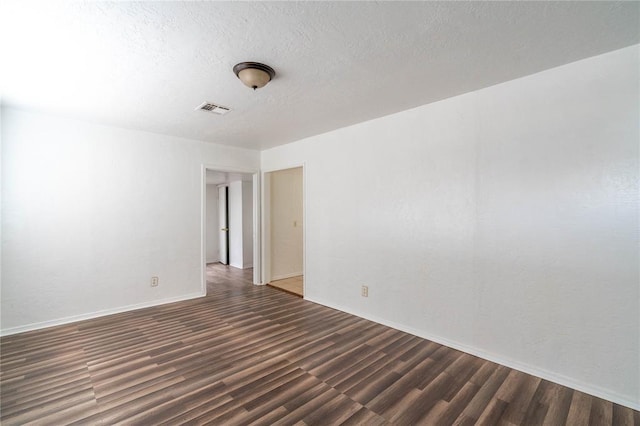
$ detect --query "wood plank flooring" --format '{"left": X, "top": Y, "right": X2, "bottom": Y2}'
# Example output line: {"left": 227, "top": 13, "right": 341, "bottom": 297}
{"left": 269, "top": 275, "right": 304, "bottom": 297}
{"left": 1, "top": 263, "right": 638, "bottom": 425}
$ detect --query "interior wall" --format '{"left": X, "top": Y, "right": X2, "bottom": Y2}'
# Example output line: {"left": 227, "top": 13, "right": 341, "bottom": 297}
{"left": 242, "top": 180, "right": 253, "bottom": 269}
{"left": 228, "top": 180, "right": 253, "bottom": 269}
{"left": 205, "top": 184, "right": 219, "bottom": 263}
{"left": 0, "top": 105, "right": 3, "bottom": 322}
{"left": 269, "top": 167, "right": 303, "bottom": 280}
{"left": 228, "top": 180, "right": 243, "bottom": 269}
{"left": 260, "top": 45, "right": 640, "bottom": 408}
{"left": 0, "top": 107, "right": 260, "bottom": 334}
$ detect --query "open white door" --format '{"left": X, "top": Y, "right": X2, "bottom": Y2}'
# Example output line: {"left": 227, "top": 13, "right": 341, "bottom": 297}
{"left": 218, "top": 186, "right": 229, "bottom": 265}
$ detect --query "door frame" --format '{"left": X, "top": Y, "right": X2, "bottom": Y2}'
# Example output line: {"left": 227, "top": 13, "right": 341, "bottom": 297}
{"left": 201, "top": 164, "right": 261, "bottom": 294}
{"left": 261, "top": 163, "right": 306, "bottom": 296}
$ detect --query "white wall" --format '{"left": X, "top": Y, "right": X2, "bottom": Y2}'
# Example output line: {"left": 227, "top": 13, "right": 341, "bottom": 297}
{"left": 1, "top": 107, "right": 260, "bottom": 334}
{"left": 270, "top": 167, "right": 303, "bottom": 280}
{"left": 242, "top": 180, "right": 253, "bottom": 269}
{"left": 261, "top": 45, "right": 640, "bottom": 408}
{"left": 0, "top": 103, "right": 3, "bottom": 325}
{"left": 205, "top": 184, "right": 219, "bottom": 263}
{"left": 228, "top": 180, "right": 243, "bottom": 268}
{"left": 228, "top": 180, "right": 253, "bottom": 269}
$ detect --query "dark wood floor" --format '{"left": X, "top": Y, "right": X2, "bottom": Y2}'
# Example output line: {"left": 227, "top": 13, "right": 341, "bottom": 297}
{"left": 1, "top": 264, "right": 638, "bottom": 425}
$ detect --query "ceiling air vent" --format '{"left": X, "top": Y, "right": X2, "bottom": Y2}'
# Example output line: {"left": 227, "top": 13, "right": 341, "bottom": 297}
{"left": 195, "top": 102, "right": 231, "bottom": 115}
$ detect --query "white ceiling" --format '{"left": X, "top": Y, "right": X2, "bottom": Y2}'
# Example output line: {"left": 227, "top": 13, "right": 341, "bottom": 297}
{"left": 1, "top": 1, "right": 638, "bottom": 150}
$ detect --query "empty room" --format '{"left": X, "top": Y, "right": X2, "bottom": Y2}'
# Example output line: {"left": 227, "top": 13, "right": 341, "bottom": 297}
{"left": 1, "top": 1, "right": 638, "bottom": 425}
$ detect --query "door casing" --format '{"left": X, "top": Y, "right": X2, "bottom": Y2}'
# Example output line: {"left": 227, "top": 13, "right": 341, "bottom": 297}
{"left": 261, "top": 163, "right": 306, "bottom": 296}
{"left": 201, "top": 164, "right": 261, "bottom": 294}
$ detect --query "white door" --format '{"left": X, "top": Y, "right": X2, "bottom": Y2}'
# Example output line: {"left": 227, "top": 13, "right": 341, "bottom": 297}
{"left": 218, "top": 186, "right": 229, "bottom": 265}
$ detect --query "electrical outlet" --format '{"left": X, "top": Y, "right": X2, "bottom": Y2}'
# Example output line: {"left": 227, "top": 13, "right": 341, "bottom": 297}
{"left": 151, "top": 277, "right": 159, "bottom": 287}
{"left": 361, "top": 285, "right": 368, "bottom": 297}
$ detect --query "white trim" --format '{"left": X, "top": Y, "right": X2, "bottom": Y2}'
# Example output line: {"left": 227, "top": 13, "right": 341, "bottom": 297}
{"left": 252, "top": 173, "right": 261, "bottom": 285}
{"left": 261, "top": 162, "right": 306, "bottom": 292}
{"left": 301, "top": 164, "right": 306, "bottom": 297}
{"left": 261, "top": 170, "right": 269, "bottom": 284}
{"left": 261, "top": 163, "right": 306, "bottom": 174}
{"left": 0, "top": 291, "right": 205, "bottom": 337}
{"left": 270, "top": 271, "right": 303, "bottom": 281}
{"left": 201, "top": 164, "right": 208, "bottom": 295}
{"left": 230, "top": 261, "right": 243, "bottom": 269}
{"left": 305, "top": 296, "right": 640, "bottom": 411}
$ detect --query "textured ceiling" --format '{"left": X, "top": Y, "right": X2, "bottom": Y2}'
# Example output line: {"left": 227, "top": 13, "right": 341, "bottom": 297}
{"left": 1, "top": 1, "right": 638, "bottom": 150}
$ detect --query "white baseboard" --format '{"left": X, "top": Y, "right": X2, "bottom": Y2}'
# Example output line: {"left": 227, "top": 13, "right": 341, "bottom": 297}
{"left": 305, "top": 296, "right": 640, "bottom": 411}
{"left": 243, "top": 263, "right": 253, "bottom": 269}
{"left": 3, "top": 290, "right": 636, "bottom": 410}
{"left": 271, "top": 271, "right": 303, "bottom": 281}
{"left": 0, "top": 291, "right": 206, "bottom": 337}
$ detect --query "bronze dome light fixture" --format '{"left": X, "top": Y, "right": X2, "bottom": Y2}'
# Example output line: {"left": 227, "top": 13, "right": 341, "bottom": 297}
{"left": 233, "top": 62, "right": 276, "bottom": 90}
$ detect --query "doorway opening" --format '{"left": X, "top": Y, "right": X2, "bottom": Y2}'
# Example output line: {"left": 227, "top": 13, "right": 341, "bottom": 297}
{"left": 262, "top": 166, "right": 304, "bottom": 297}
{"left": 202, "top": 166, "right": 260, "bottom": 295}
{"left": 218, "top": 185, "right": 229, "bottom": 265}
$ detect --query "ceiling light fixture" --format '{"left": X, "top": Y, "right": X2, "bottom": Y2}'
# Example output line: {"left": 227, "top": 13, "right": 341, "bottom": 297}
{"left": 233, "top": 62, "right": 276, "bottom": 90}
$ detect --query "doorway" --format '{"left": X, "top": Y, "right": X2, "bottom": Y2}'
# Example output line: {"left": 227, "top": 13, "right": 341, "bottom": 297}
{"left": 202, "top": 166, "right": 260, "bottom": 294}
{"left": 263, "top": 166, "right": 304, "bottom": 297}
{"left": 218, "top": 186, "right": 229, "bottom": 265}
